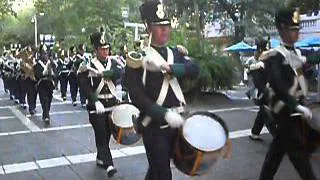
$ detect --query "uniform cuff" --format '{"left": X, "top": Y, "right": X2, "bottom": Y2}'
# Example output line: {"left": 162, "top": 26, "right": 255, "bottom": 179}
{"left": 102, "top": 70, "right": 114, "bottom": 79}
{"left": 170, "top": 64, "right": 185, "bottom": 77}
{"left": 89, "top": 92, "right": 98, "bottom": 102}
{"left": 146, "top": 104, "right": 167, "bottom": 121}
{"left": 287, "top": 96, "right": 299, "bottom": 110}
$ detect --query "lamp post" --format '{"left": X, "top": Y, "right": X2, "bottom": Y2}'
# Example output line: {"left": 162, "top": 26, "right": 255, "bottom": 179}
{"left": 31, "top": 13, "right": 44, "bottom": 48}
{"left": 124, "top": 22, "right": 145, "bottom": 41}
{"left": 122, "top": 6, "right": 145, "bottom": 41}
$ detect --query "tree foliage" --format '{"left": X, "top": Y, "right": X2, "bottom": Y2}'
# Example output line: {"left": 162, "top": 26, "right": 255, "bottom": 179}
{"left": 4, "top": 0, "right": 313, "bottom": 90}
{"left": 0, "top": 0, "right": 16, "bottom": 20}
{"left": 170, "top": 27, "right": 237, "bottom": 92}
{"left": 0, "top": 0, "right": 143, "bottom": 53}
{"left": 165, "top": 0, "right": 285, "bottom": 42}
{"left": 287, "top": 0, "right": 319, "bottom": 14}
{"left": 0, "top": 8, "right": 34, "bottom": 46}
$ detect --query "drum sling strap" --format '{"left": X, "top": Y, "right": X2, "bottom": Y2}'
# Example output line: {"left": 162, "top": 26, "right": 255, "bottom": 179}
{"left": 90, "top": 58, "right": 121, "bottom": 102}
{"left": 141, "top": 47, "right": 186, "bottom": 127}
{"left": 142, "top": 47, "right": 186, "bottom": 105}
{"left": 37, "top": 60, "right": 54, "bottom": 87}
{"left": 271, "top": 46, "right": 308, "bottom": 113}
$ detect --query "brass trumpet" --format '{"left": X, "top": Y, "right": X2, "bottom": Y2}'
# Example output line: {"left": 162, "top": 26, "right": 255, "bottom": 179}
{"left": 19, "top": 48, "right": 36, "bottom": 81}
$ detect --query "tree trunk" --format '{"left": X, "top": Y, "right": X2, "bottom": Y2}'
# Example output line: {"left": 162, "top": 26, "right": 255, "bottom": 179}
{"left": 234, "top": 24, "right": 245, "bottom": 43}
{"left": 193, "top": 0, "right": 203, "bottom": 50}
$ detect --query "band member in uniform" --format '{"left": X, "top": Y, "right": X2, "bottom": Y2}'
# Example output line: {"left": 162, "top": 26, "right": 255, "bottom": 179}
{"left": 126, "top": 1, "right": 199, "bottom": 179}
{"left": 52, "top": 45, "right": 60, "bottom": 90}
{"left": 68, "top": 46, "right": 77, "bottom": 105}
{"left": 76, "top": 44, "right": 88, "bottom": 107}
{"left": 258, "top": 8, "right": 320, "bottom": 180}
{"left": 18, "top": 46, "right": 37, "bottom": 114}
{"left": 0, "top": 50, "right": 10, "bottom": 93}
{"left": 12, "top": 45, "right": 20, "bottom": 104}
{"left": 2, "top": 49, "right": 13, "bottom": 98}
{"left": 248, "top": 37, "right": 277, "bottom": 140}
{"left": 14, "top": 46, "right": 26, "bottom": 107}
{"left": 70, "top": 45, "right": 87, "bottom": 106}
{"left": 57, "top": 49, "right": 72, "bottom": 101}
{"left": 6, "top": 45, "right": 20, "bottom": 102}
{"left": 34, "top": 44, "right": 56, "bottom": 124}
{"left": 78, "top": 28, "right": 122, "bottom": 177}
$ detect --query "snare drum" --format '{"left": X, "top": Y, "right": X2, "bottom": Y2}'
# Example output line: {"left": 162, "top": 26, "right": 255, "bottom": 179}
{"left": 173, "top": 112, "right": 229, "bottom": 176}
{"left": 110, "top": 103, "right": 141, "bottom": 145}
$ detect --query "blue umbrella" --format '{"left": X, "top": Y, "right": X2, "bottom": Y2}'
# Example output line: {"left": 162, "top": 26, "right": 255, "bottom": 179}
{"left": 270, "top": 38, "right": 280, "bottom": 48}
{"left": 224, "top": 41, "right": 256, "bottom": 52}
{"left": 295, "top": 37, "right": 320, "bottom": 47}
{"left": 309, "top": 37, "right": 320, "bottom": 46}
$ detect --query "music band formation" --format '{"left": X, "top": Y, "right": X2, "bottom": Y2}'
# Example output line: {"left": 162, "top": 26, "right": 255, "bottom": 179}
{"left": 0, "top": 1, "right": 320, "bottom": 179}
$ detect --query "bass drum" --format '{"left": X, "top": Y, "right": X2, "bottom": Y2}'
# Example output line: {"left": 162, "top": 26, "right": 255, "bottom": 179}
{"left": 173, "top": 111, "right": 230, "bottom": 176}
{"left": 109, "top": 103, "right": 141, "bottom": 145}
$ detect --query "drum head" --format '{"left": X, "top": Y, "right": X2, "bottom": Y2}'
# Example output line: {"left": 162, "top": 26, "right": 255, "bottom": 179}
{"left": 183, "top": 112, "right": 228, "bottom": 152}
{"left": 111, "top": 103, "right": 140, "bottom": 128}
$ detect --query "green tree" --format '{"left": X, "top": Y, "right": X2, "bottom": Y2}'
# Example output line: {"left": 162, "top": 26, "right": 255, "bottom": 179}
{"left": 287, "top": 0, "right": 319, "bottom": 14}
{"left": 0, "top": 0, "right": 16, "bottom": 19}
{"left": 169, "top": 27, "right": 237, "bottom": 93}
{"left": 33, "top": 0, "right": 140, "bottom": 49}
{"left": 0, "top": 8, "right": 34, "bottom": 46}
{"left": 165, "top": 0, "right": 284, "bottom": 42}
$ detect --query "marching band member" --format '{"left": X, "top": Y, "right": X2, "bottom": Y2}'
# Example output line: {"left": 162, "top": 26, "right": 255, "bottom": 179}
{"left": 68, "top": 46, "right": 78, "bottom": 105}
{"left": 18, "top": 46, "right": 37, "bottom": 114}
{"left": 5, "top": 45, "right": 19, "bottom": 102}
{"left": 126, "top": 1, "right": 199, "bottom": 179}
{"left": 72, "top": 44, "right": 87, "bottom": 107}
{"left": 57, "top": 49, "right": 72, "bottom": 101}
{"left": 34, "top": 44, "right": 56, "bottom": 124}
{"left": 78, "top": 28, "right": 122, "bottom": 177}
{"left": 52, "top": 44, "right": 60, "bottom": 90}
{"left": 258, "top": 8, "right": 320, "bottom": 180}
{"left": 0, "top": 50, "right": 10, "bottom": 94}
{"left": 248, "top": 37, "right": 277, "bottom": 140}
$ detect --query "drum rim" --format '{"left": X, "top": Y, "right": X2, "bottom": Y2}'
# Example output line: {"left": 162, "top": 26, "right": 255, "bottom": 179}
{"left": 111, "top": 102, "right": 140, "bottom": 128}
{"left": 183, "top": 111, "right": 229, "bottom": 152}
{"left": 187, "top": 111, "right": 229, "bottom": 137}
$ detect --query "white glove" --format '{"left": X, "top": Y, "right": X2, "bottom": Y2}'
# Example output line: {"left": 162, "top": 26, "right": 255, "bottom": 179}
{"left": 144, "top": 58, "right": 167, "bottom": 72}
{"left": 249, "top": 61, "right": 264, "bottom": 70}
{"left": 95, "top": 101, "right": 105, "bottom": 114}
{"left": 296, "top": 105, "right": 312, "bottom": 120}
{"left": 164, "top": 111, "right": 184, "bottom": 128}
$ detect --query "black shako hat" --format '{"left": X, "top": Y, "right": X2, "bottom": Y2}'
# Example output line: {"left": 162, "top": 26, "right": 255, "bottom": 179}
{"left": 275, "top": 8, "right": 300, "bottom": 30}
{"left": 90, "top": 27, "right": 110, "bottom": 49}
{"left": 139, "top": 0, "right": 170, "bottom": 26}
